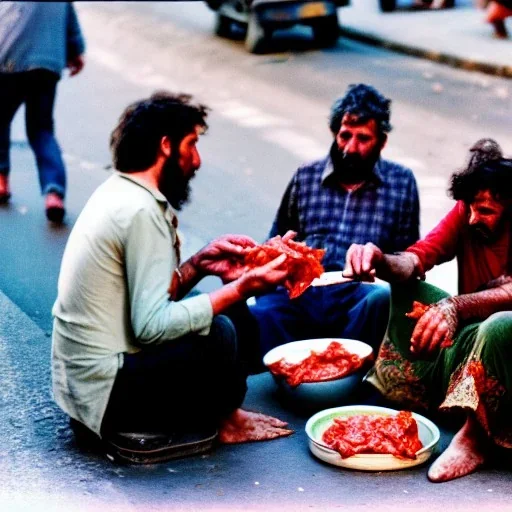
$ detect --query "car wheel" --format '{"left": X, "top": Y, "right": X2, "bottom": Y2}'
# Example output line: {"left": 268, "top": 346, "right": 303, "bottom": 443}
{"left": 379, "top": 0, "right": 396, "bottom": 12}
{"left": 205, "top": 0, "right": 223, "bottom": 10}
{"left": 215, "top": 13, "right": 232, "bottom": 37}
{"left": 245, "top": 13, "right": 268, "bottom": 54}
{"left": 312, "top": 15, "right": 339, "bottom": 47}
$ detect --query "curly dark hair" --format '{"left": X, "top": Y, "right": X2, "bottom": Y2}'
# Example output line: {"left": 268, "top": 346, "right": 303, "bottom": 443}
{"left": 329, "top": 84, "right": 392, "bottom": 136}
{"left": 449, "top": 157, "right": 512, "bottom": 204}
{"left": 110, "top": 91, "right": 209, "bottom": 172}
{"left": 463, "top": 138, "right": 503, "bottom": 175}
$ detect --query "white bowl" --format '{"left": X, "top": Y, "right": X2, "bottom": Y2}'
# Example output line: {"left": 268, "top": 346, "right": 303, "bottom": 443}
{"left": 305, "top": 405, "right": 440, "bottom": 471}
{"left": 263, "top": 338, "right": 373, "bottom": 411}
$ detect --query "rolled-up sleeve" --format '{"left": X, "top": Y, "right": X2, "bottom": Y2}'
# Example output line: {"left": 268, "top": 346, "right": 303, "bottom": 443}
{"left": 406, "top": 202, "right": 464, "bottom": 275}
{"left": 124, "top": 206, "right": 213, "bottom": 345}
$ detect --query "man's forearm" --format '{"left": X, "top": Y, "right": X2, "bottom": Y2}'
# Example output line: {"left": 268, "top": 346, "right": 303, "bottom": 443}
{"left": 170, "top": 259, "right": 204, "bottom": 300}
{"left": 209, "top": 282, "right": 245, "bottom": 315}
{"left": 376, "top": 252, "right": 423, "bottom": 282}
{"left": 480, "top": 274, "right": 512, "bottom": 291}
{"left": 451, "top": 280, "right": 512, "bottom": 322}
{"left": 179, "top": 259, "right": 203, "bottom": 289}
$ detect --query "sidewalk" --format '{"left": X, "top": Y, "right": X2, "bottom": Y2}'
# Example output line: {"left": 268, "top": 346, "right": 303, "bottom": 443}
{"left": 341, "top": 0, "right": 512, "bottom": 77}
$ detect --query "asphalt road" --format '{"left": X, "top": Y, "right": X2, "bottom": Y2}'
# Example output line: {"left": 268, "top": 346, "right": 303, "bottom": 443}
{"left": 1, "top": 2, "right": 511, "bottom": 511}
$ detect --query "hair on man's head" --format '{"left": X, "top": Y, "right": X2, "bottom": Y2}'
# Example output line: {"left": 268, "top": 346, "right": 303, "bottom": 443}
{"left": 110, "top": 91, "right": 209, "bottom": 172}
{"left": 449, "top": 157, "right": 512, "bottom": 204}
{"left": 466, "top": 138, "right": 503, "bottom": 171}
{"left": 329, "top": 84, "right": 392, "bottom": 136}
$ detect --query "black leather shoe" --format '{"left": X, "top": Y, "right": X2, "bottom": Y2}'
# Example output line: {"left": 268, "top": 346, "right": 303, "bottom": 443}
{"left": 70, "top": 418, "right": 104, "bottom": 452}
{"left": 104, "top": 428, "right": 218, "bottom": 464}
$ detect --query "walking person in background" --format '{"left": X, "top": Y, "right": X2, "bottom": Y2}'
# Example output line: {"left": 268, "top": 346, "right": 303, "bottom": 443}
{"left": 0, "top": 2, "right": 85, "bottom": 223}
{"left": 482, "top": 0, "right": 512, "bottom": 38}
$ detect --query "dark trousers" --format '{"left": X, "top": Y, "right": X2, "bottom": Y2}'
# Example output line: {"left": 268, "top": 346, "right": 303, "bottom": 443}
{"left": 249, "top": 281, "right": 391, "bottom": 367}
{"left": 0, "top": 70, "right": 66, "bottom": 197}
{"left": 101, "top": 314, "right": 250, "bottom": 436}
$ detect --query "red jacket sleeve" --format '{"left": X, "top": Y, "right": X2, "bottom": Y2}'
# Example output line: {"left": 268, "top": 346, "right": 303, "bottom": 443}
{"left": 406, "top": 201, "right": 466, "bottom": 275}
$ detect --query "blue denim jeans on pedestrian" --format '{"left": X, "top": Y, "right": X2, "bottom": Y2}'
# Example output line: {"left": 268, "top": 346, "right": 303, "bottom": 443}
{"left": 0, "top": 70, "right": 66, "bottom": 198}
{"left": 249, "top": 281, "right": 391, "bottom": 369}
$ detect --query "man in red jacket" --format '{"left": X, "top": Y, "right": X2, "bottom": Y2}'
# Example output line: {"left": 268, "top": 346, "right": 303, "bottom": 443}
{"left": 344, "top": 149, "right": 512, "bottom": 482}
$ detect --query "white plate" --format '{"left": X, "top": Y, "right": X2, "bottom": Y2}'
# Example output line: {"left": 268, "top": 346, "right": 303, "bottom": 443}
{"left": 305, "top": 405, "right": 440, "bottom": 471}
{"left": 311, "top": 271, "right": 387, "bottom": 287}
{"left": 263, "top": 338, "right": 373, "bottom": 366}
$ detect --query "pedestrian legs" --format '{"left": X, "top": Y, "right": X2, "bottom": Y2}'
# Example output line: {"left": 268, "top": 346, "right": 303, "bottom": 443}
{"left": 0, "top": 70, "right": 66, "bottom": 218}
{"left": 0, "top": 72, "right": 25, "bottom": 202}
{"left": 486, "top": 1, "right": 512, "bottom": 38}
{"left": 24, "top": 71, "right": 66, "bottom": 222}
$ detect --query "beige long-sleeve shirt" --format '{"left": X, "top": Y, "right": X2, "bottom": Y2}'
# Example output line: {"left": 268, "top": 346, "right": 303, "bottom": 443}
{"left": 52, "top": 173, "right": 213, "bottom": 435}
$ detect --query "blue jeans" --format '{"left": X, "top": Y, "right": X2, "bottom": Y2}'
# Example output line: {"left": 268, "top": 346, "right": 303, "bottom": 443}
{"left": 249, "top": 282, "right": 390, "bottom": 369}
{"left": 0, "top": 70, "right": 66, "bottom": 198}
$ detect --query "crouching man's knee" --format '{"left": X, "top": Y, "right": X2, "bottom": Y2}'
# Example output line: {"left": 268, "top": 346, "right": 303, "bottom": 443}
{"left": 478, "top": 311, "right": 512, "bottom": 355}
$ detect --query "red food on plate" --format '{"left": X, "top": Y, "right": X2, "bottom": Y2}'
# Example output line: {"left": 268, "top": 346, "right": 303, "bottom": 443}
{"left": 406, "top": 301, "right": 454, "bottom": 348}
{"left": 267, "top": 341, "right": 364, "bottom": 388}
{"left": 322, "top": 411, "right": 423, "bottom": 459}
{"left": 244, "top": 235, "right": 325, "bottom": 299}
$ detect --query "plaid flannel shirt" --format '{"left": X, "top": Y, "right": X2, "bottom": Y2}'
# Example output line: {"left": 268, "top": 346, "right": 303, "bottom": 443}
{"left": 270, "top": 155, "right": 420, "bottom": 271}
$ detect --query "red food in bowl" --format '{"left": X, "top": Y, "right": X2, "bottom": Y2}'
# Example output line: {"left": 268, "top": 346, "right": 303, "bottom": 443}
{"left": 267, "top": 341, "right": 364, "bottom": 388}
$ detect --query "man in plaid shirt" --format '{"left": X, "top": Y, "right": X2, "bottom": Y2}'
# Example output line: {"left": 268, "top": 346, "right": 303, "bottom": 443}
{"left": 250, "top": 84, "right": 420, "bottom": 366}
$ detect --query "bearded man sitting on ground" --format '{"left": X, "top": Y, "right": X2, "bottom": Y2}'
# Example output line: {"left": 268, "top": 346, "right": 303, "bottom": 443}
{"left": 344, "top": 144, "right": 512, "bottom": 482}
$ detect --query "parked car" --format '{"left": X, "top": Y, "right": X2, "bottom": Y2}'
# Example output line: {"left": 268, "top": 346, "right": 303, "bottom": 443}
{"left": 205, "top": 0, "right": 350, "bottom": 53}
{"left": 378, "top": 0, "right": 454, "bottom": 12}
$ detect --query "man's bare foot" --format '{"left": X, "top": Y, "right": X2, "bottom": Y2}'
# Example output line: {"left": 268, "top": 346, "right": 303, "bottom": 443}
{"left": 427, "top": 416, "right": 486, "bottom": 482}
{"left": 219, "top": 409, "right": 294, "bottom": 444}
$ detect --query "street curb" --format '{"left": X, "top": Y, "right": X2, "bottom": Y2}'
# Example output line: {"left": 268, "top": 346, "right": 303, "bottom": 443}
{"left": 340, "top": 27, "right": 512, "bottom": 79}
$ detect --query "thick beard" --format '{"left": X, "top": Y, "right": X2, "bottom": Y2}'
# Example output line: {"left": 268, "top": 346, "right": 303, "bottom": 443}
{"left": 330, "top": 142, "right": 380, "bottom": 185}
{"left": 468, "top": 222, "right": 501, "bottom": 245}
{"left": 159, "top": 155, "right": 192, "bottom": 211}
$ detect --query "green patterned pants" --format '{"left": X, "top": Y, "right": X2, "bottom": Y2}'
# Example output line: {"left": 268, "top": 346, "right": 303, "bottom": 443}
{"left": 368, "top": 280, "right": 512, "bottom": 447}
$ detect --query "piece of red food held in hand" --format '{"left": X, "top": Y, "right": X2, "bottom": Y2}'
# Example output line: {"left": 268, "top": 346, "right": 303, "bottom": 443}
{"left": 243, "top": 235, "right": 325, "bottom": 299}
{"left": 405, "top": 301, "right": 454, "bottom": 348}
{"left": 267, "top": 341, "right": 364, "bottom": 388}
{"left": 405, "top": 300, "right": 430, "bottom": 320}
{"left": 322, "top": 411, "right": 423, "bottom": 460}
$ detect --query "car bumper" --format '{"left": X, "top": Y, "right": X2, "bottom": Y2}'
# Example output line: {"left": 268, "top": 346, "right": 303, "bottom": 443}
{"left": 253, "top": 1, "right": 338, "bottom": 25}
